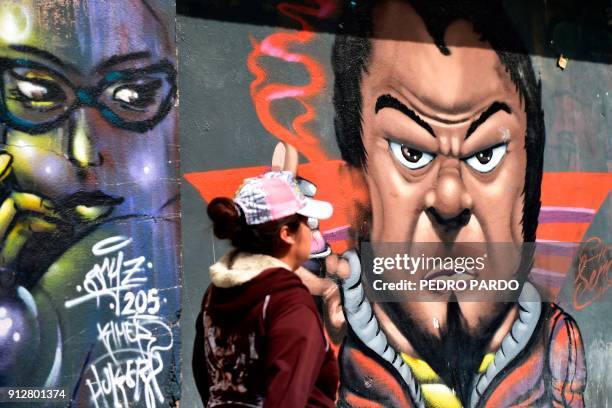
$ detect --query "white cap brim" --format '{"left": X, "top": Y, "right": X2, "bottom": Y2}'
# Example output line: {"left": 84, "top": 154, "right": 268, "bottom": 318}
{"left": 297, "top": 198, "right": 333, "bottom": 220}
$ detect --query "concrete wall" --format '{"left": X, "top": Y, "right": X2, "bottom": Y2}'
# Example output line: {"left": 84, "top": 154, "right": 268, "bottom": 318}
{"left": 179, "top": 0, "right": 610, "bottom": 406}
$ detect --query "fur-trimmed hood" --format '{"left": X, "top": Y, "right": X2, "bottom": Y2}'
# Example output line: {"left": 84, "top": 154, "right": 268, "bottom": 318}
{"left": 209, "top": 251, "right": 292, "bottom": 288}
{"left": 204, "top": 251, "right": 308, "bottom": 327}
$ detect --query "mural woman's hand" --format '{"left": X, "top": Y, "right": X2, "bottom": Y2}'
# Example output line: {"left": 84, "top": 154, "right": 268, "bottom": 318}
{"left": 0, "top": 151, "right": 58, "bottom": 272}
{"left": 271, "top": 142, "right": 299, "bottom": 174}
{"left": 294, "top": 256, "right": 349, "bottom": 341}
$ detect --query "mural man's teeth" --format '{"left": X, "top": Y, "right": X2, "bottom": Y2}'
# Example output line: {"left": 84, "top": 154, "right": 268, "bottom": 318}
{"left": 75, "top": 204, "right": 111, "bottom": 221}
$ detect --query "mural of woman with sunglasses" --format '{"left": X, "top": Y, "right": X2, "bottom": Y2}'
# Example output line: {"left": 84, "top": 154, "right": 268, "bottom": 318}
{"left": 0, "top": 1, "right": 181, "bottom": 407}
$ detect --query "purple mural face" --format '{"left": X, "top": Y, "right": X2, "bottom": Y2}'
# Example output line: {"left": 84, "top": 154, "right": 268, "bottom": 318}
{"left": 0, "top": 1, "right": 181, "bottom": 406}
{"left": 1, "top": 0, "right": 177, "bottom": 227}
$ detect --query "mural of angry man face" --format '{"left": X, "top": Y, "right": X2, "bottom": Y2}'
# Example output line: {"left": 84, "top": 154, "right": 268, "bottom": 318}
{"left": 334, "top": 0, "right": 544, "bottom": 334}
{"left": 330, "top": 0, "right": 569, "bottom": 406}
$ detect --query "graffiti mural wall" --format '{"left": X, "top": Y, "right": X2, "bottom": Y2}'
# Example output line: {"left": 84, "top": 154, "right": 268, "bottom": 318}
{"left": 0, "top": 1, "right": 181, "bottom": 407}
{"left": 180, "top": 0, "right": 610, "bottom": 407}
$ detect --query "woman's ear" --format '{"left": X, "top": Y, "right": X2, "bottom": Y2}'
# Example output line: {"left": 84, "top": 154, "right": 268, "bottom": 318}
{"left": 278, "top": 224, "right": 297, "bottom": 246}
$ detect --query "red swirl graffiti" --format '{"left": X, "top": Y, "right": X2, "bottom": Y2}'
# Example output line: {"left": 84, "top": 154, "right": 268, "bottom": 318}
{"left": 247, "top": 0, "right": 335, "bottom": 163}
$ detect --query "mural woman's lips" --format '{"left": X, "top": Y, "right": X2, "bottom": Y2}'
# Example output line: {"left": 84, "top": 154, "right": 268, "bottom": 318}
{"left": 58, "top": 191, "right": 124, "bottom": 222}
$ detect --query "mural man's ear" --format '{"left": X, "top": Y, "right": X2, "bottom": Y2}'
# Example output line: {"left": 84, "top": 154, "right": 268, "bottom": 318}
{"left": 271, "top": 142, "right": 298, "bottom": 174}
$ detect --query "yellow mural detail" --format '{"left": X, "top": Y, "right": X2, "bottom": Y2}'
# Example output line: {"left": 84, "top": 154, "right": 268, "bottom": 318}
{"left": 420, "top": 384, "right": 462, "bottom": 408}
{"left": 401, "top": 352, "right": 439, "bottom": 382}
{"left": 479, "top": 353, "right": 495, "bottom": 373}
{"left": 0, "top": 3, "right": 32, "bottom": 44}
{"left": 402, "top": 352, "right": 496, "bottom": 407}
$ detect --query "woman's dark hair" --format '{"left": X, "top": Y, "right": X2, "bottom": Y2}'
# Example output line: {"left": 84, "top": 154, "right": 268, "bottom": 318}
{"left": 207, "top": 197, "right": 305, "bottom": 255}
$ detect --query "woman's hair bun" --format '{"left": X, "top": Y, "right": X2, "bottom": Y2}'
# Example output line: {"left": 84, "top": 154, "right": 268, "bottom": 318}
{"left": 207, "top": 197, "right": 241, "bottom": 239}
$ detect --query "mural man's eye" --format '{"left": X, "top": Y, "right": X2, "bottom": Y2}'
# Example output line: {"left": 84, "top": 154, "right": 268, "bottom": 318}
{"left": 402, "top": 146, "right": 423, "bottom": 163}
{"left": 388, "top": 140, "right": 435, "bottom": 170}
{"left": 475, "top": 148, "right": 493, "bottom": 164}
{"left": 112, "top": 79, "right": 162, "bottom": 111}
{"left": 465, "top": 143, "right": 507, "bottom": 173}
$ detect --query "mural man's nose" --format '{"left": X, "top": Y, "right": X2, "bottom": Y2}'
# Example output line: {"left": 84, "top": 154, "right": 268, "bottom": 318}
{"left": 428, "top": 158, "right": 472, "bottom": 230}
{"left": 69, "top": 109, "right": 103, "bottom": 168}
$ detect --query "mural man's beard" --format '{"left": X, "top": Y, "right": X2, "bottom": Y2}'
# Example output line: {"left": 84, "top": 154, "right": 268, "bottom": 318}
{"left": 385, "top": 299, "right": 512, "bottom": 406}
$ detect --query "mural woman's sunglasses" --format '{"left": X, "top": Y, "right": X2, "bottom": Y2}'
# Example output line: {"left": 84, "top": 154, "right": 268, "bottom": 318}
{"left": 0, "top": 58, "right": 176, "bottom": 134}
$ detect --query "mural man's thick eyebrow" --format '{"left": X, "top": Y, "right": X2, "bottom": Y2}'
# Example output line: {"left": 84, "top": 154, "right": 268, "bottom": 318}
{"left": 375, "top": 94, "right": 435, "bottom": 137}
{"left": 466, "top": 101, "right": 512, "bottom": 138}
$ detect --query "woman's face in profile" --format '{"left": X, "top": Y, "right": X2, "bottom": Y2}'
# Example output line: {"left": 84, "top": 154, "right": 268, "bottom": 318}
{"left": 295, "top": 218, "right": 313, "bottom": 266}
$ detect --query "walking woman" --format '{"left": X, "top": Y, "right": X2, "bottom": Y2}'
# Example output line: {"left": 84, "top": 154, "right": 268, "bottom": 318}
{"left": 193, "top": 171, "right": 339, "bottom": 407}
